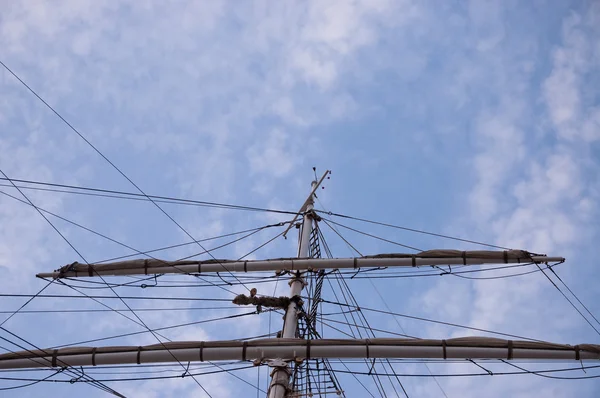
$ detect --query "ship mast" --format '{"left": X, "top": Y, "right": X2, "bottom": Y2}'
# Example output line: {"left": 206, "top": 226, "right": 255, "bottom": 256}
{"left": 267, "top": 176, "right": 321, "bottom": 398}
{"left": 3, "top": 173, "right": 598, "bottom": 398}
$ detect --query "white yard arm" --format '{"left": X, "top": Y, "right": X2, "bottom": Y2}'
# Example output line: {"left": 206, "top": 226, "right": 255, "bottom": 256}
{"left": 0, "top": 337, "right": 597, "bottom": 370}
{"left": 37, "top": 251, "right": 564, "bottom": 279}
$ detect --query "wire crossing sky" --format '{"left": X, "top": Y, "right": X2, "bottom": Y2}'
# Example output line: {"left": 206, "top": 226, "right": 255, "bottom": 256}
{"left": 1, "top": 1, "right": 599, "bottom": 397}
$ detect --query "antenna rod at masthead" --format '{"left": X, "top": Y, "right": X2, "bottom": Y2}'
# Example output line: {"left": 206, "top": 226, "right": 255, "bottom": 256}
{"left": 282, "top": 170, "right": 330, "bottom": 239}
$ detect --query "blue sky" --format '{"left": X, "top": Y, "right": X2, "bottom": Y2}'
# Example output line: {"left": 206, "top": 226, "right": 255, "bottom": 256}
{"left": 0, "top": 1, "right": 599, "bottom": 397}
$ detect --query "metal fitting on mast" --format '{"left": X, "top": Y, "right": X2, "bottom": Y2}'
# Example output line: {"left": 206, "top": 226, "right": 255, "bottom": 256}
{"left": 267, "top": 362, "right": 292, "bottom": 397}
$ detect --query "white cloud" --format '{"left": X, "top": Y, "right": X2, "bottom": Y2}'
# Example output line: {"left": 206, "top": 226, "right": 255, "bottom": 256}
{"left": 415, "top": 2, "right": 600, "bottom": 397}
{"left": 1, "top": 1, "right": 599, "bottom": 397}
{"left": 0, "top": 1, "right": 410, "bottom": 395}
{"left": 543, "top": 6, "right": 600, "bottom": 143}
{"left": 246, "top": 129, "right": 297, "bottom": 178}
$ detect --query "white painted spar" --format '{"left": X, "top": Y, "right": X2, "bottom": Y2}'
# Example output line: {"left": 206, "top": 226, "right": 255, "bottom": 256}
{"left": 0, "top": 338, "right": 597, "bottom": 370}
{"left": 37, "top": 255, "right": 565, "bottom": 279}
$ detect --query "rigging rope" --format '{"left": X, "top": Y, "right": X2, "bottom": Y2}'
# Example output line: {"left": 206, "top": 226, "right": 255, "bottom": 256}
{"left": 0, "top": 178, "right": 296, "bottom": 215}
{"left": 315, "top": 210, "right": 511, "bottom": 250}
{"left": 0, "top": 170, "right": 215, "bottom": 397}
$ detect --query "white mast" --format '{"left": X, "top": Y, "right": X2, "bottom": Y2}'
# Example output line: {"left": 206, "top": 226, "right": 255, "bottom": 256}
{"left": 268, "top": 178, "right": 318, "bottom": 398}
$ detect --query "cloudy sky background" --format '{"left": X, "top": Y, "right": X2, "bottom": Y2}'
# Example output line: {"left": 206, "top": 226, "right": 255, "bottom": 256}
{"left": 1, "top": 0, "right": 599, "bottom": 397}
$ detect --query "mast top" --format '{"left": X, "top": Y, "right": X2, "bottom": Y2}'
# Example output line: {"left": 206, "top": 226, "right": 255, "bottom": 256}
{"left": 282, "top": 170, "right": 330, "bottom": 239}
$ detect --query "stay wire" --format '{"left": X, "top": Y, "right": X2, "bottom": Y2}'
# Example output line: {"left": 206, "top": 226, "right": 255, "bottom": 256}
{"left": 47, "top": 281, "right": 186, "bottom": 352}
{"left": 320, "top": 213, "right": 528, "bottom": 367}
{"left": 322, "top": 303, "right": 547, "bottom": 343}
{"left": 318, "top": 225, "right": 404, "bottom": 397}
{"left": 13, "top": 357, "right": 552, "bottom": 373}
{"left": 0, "top": 189, "right": 280, "bottom": 280}
{"left": 0, "top": 176, "right": 126, "bottom": 394}
{"left": 0, "top": 178, "right": 296, "bottom": 215}
{"left": 318, "top": 320, "right": 355, "bottom": 338}
{"left": 333, "top": 271, "right": 407, "bottom": 397}
{"left": 0, "top": 172, "right": 212, "bottom": 396}
{"left": 1, "top": 60, "right": 256, "bottom": 298}
{"left": 0, "top": 368, "right": 63, "bottom": 391}
{"left": 0, "top": 171, "right": 86, "bottom": 263}
{"left": 534, "top": 263, "right": 600, "bottom": 337}
{"left": 367, "top": 277, "right": 448, "bottom": 398}
{"left": 321, "top": 217, "right": 421, "bottom": 252}
{"left": 0, "top": 336, "right": 76, "bottom": 380}
{"left": 317, "top": 317, "right": 415, "bottom": 338}
{"left": 0, "top": 364, "right": 266, "bottom": 383}
{"left": 0, "top": 306, "right": 250, "bottom": 315}
{"left": 545, "top": 266, "right": 600, "bottom": 327}
{"left": 1, "top": 178, "right": 240, "bottom": 297}
{"left": 320, "top": 222, "right": 410, "bottom": 396}
{"left": 51, "top": 281, "right": 266, "bottom": 393}
{"left": 0, "top": 188, "right": 284, "bottom": 267}
{"left": 0, "top": 173, "right": 65, "bottom": 327}
{"left": 0, "top": 331, "right": 125, "bottom": 396}
{"left": 56, "top": 276, "right": 278, "bottom": 290}
{"left": 337, "top": 359, "right": 376, "bottom": 398}
{"left": 321, "top": 219, "right": 363, "bottom": 257}
{"left": 322, "top": 262, "right": 382, "bottom": 395}
{"left": 335, "top": 262, "right": 546, "bottom": 280}
{"left": 318, "top": 228, "right": 387, "bottom": 397}
{"left": 0, "top": 293, "right": 232, "bottom": 301}
{"left": 316, "top": 210, "right": 510, "bottom": 250}
{"left": 16, "top": 297, "right": 274, "bottom": 363}
{"left": 95, "top": 224, "right": 278, "bottom": 264}
{"left": 448, "top": 268, "right": 541, "bottom": 280}
{"left": 312, "top": 364, "right": 600, "bottom": 379}
{"left": 53, "top": 309, "right": 268, "bottom": 348}
{"left": 236, "top": 228, "right": 287, "bottom": 261}
{"left": 499, "top": 360, "right": 600, "bottom": 380}
{"left": 29, "top": 240, "right": 241, "bottom": 347}
{"left": 160, "top": 224, "right": 276, "bottom": 263}
{"left": 0, "top": 281, "right": 53, "bottom": 329}
{"left": 52, "top": 275, "right": 268, "bottom": 395}
{"left": 59, "top": 361, "right": 243, "bottom": 375}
